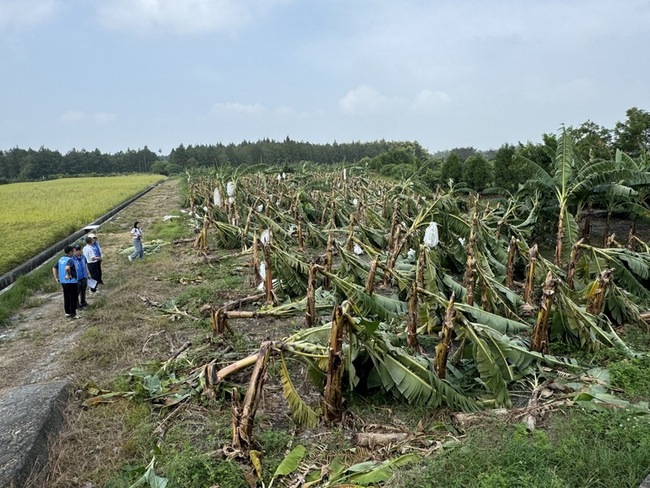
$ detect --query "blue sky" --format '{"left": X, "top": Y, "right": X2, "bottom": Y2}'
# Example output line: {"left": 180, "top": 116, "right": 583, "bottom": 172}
{"left": 1, "top": 0, "right": 649, "bottom": 155}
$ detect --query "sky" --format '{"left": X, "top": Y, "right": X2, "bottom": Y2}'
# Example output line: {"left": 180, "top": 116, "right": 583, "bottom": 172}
{"left": 1, "top": 0, "right": 649, "bottom": 156}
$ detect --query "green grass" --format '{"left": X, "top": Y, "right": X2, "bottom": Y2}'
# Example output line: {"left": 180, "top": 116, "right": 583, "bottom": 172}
{"left": 391, "top": 410, "right": 650, "bottom": 488}
{"left": 609, "top": 356, "right": 650, "bottom": 400}
{"left": 0, "top": 261, "right": 56, "bottom": 324}
{"left": 146, "top": 216, "right": 190, "bottom": 241}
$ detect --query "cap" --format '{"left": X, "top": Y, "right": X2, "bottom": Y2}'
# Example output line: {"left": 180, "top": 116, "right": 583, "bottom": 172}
{"left": 72, "top": 244, "right": 81, "bottom": 250}
{"left": 88, "top": 233, "right": 97, "bottom": 238}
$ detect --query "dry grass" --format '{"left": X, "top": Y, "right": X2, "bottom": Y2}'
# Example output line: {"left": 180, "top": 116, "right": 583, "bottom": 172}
{"left": 12, "top": 179, "right": 219, "bottom": 486}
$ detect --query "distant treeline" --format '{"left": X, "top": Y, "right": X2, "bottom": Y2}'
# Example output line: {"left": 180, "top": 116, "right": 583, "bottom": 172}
{"left": 0, "top": 146, "right": 159, "bottom": 182}
{"left": 2, "top": 107, "right": 648, "bottom": 189}
{"left": 0, "top": 139, "right": 399, "bottom": 183}
{"left": 164, "top": 138, "right": 398, "bottom": 174}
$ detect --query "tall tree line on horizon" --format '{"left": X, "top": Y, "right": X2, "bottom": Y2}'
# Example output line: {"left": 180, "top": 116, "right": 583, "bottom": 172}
{"left": 0, "top": 107, "right": 648, "bottom": 186}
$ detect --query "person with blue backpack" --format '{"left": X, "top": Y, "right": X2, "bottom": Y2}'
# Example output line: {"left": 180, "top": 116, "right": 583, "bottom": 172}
{"left": 52, "top": 245, "right": 81, "bottom": 319}
{"left": 72, "top": 244, "right": 90, "bottom": 309}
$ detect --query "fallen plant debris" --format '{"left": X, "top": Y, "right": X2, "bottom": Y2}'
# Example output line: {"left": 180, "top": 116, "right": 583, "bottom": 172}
{"left": 38, "top": 154, "right": 650, "bottom": 486}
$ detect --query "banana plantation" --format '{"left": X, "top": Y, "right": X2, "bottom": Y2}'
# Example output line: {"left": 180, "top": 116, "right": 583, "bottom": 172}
{"left": 94, "top": 132, "right": 650, "bottom": 486}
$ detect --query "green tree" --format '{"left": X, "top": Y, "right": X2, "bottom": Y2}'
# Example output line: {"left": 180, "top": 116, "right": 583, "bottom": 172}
{"left": 440, "top": 152, "right": 463, "bottom": 185}
{"left": 490, "top": 144, "right": 515, "bottom": 193}
{"left": 614, "top": 107, "right": 650, "bottom": 156}
{"left": 520, "top": 130, "right": 582, "bottom": 265}
{"left": 566, "top": 120, "right": 613, "bottom": 162}
{"left": 464, "top": 154, "right": 492, "bottom": 192}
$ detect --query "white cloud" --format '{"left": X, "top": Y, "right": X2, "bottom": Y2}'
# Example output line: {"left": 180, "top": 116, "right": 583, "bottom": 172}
{"left": 211, "top": 102, "right": 266, "bottom": 115}
{"left": 60, "top": 110, "right": 86, "bottom": 123}
{"left": 96, "top": 0, "right": 289, "bottom": 34}
{"left": 93, "top": 112, "right": 118, "bottom": 124}
{"left": 274, "top": 105, "right": 295, "bottom": 116}
{"left": 339, "top": 86, "right": 451, "bottom": 116}
{"left": 0, "top": 0, "right": 58, "bottom": 31}
{"left": 60, "top": 110, "right": 117, "bottom": 125}
{"left": 411, "top": 90, "right": 451, "bottom": 112}
{"left": 338, "top": 85, "right": 393, "bottom": 115}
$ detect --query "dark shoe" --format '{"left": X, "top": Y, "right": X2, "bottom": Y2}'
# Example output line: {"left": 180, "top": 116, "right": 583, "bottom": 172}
{"left": 70, "top": 315, "right": 83, "bottom": 320}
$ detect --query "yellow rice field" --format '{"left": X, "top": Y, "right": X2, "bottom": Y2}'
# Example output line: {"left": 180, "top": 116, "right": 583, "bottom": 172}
{"left": 0, "top": 175, "right": 165, "bottom": 274}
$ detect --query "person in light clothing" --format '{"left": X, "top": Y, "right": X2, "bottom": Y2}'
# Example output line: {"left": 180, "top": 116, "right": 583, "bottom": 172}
{"left": 89, "top": 233, "right": 104, "bottom": 286}
{"left": 83, "top": 236, "right": 101, "bottom": 292}
{"left": 128, "top": 221, "right": 144, "bottom": 261}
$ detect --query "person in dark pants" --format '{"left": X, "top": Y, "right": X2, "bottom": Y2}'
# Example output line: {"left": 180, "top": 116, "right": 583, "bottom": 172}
{"left": 90, "top": 233, "right": 104, "bottom": 289}
{"left": 72, "top": 244, "right": 90, "bottom": 308}
{"left": 52, "top": 245, "right": 81, "bottom": 319}
{"left": 83, "top": 235, "right": 101, "bottom": 292}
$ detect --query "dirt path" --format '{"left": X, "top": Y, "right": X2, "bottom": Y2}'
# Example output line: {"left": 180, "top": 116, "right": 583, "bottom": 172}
{"left": 0, "top": 291, "right": 83, "bottom": 389}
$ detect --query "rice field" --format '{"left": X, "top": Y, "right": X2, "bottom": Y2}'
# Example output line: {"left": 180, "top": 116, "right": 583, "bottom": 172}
{"left": 0, "top": 175, "right": 165, "bottom": 274}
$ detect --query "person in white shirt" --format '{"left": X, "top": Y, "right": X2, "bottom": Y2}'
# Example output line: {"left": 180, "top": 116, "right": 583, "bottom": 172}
{"left": 83, "top": 236, "right": 101, "bottom": 292}
{"left": 128, "top": 221, "right": 144, "bottom": 261}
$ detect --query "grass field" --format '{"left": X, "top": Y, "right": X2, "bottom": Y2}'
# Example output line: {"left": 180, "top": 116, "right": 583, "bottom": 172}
{"left": 0, "top": 175, "right": 165, "bottom": 274}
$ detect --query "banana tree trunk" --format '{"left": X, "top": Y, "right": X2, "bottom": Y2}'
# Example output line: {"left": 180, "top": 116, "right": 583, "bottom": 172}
{"left": 416, "top": 245, "right": 426, "bottom": 288}
{"left": 586, "top": 268, "right": 614, "bottom": 315}
{"left": 212, "top": 307, "right": 227, "bottom": 335}
{"left": 434, "top": 292, "right": 456, "bottom": 379}
{"left": 323, "top": 306, "right": 345, "bottom": 423}
{"left": 384, "top": 226, "right": 405, "bottom": 286}
{"left": 555, "top": 211, "right": 565, "bottom": 266}
{"left": 407, "top": 282, "right": 419, "bottom": 348}
{"left": 346, "top": 213, "right": 355, "bottom": 252}
{"left": 252, "top": 234, "right": 262, "bottom": 286}
{"left": 323, "top": 234, "right": 333, "bottom": 290}
{"left": 387, "top": 206, "right": 399, "bottom": 250}
{"left": 627, "top": 218, "right": 637, "bottom": 251}
{"left": 194, "top": 215, "right": 209, "bottom": 252}
{"left": 582, "top": 202, "right": 592, "bottom": 241}
{"left": 505, "top": 237, "right": 517, "bottom": 289}
{"left": 524, "top": 245, "right": 538, "bottom": 306}
{"left": 242, "top": 206, "right": 254, "bottom": 250}
{"left": 463, "top": 205, "right": 479, "bottom": 305}
{"left": 232, "top": 342, "right": 272, "bottom": 451}
{"left": 306, "top": 263, "right": 316, "bottom": 327}
{"left": 297, "top": 217, "right": 304, "bottom": 251}
{"left": 262, "top": 239, "right": 274, "bottom": 305}
{"left": 530, "top": 272, "right": 557, "bottom": 354}
{"left": 566, "top": 238, "right": 584, "bottom": 290}
{"left": 365, "top": 256, "right": 379, "bottom": 295}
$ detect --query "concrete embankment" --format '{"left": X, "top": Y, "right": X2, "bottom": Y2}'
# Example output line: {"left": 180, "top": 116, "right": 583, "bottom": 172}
{"left": 0, "top": 382, "right": 70, "bottom": 487}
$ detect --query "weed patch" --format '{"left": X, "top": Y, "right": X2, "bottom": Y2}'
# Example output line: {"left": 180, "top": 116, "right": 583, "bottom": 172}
{"left": 393, "top": 410, "right": 650, "bottom": 488}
